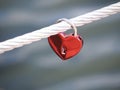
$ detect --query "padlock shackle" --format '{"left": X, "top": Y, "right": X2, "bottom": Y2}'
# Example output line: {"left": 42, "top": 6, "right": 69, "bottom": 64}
{"left": 57, "top": 18, "right": 77, "bottom": 37}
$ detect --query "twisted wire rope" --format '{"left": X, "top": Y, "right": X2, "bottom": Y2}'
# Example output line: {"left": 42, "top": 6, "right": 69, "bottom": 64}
{"left": 0, "top": 2, "right": 120, "bottom": 54}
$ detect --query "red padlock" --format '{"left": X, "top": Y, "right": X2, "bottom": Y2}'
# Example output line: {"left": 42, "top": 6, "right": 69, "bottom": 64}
{"left": 48, "top": 18, "right": 83, "bottom": 60}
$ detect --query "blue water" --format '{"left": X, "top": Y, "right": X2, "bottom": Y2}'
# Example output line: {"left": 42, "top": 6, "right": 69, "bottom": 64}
{"left": 0, "top": 0, "right": 120, "bottom": 90}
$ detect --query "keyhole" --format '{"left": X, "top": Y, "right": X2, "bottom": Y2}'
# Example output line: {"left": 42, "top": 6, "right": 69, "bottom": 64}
{"left": 61, "top": 47, "right": 66, "bottom": 55}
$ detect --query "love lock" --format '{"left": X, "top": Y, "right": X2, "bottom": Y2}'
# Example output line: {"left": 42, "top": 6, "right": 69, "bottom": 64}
{"left": 48, "top": 18, "right": 83, "bottom": 60}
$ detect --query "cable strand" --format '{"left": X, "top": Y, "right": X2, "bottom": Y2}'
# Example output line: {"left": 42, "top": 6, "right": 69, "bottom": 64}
{"left": 0, "top": 2, "right": 120, "bottom": 54}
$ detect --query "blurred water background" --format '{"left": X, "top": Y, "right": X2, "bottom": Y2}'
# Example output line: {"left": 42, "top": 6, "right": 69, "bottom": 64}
{"left": 0, "top": 0, "right": 120, "bottom": 90}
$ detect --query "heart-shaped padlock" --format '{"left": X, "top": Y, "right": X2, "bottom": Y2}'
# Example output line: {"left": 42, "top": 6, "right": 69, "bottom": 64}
{"left": 48, "top": 18, "right": 83, "bottom": 60}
